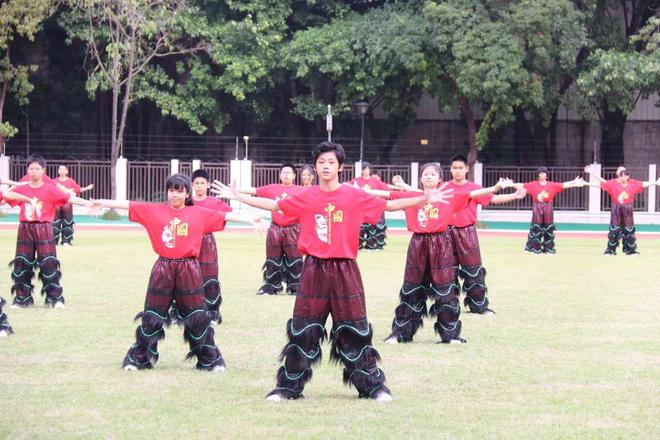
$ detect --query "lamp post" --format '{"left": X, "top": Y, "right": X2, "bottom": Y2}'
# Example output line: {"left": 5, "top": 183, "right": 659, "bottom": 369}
{"left": 243, "top": 136, "right": 249, "bottom": 160}
{"left": 355, "top": 100, "right": 369, "bottom": 165}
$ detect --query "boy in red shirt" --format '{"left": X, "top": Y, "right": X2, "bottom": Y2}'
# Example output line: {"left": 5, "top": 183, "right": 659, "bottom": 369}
{"left": 585, "top": 165, "right": 659, "bottom": 255}
{"left": 93, "top": 174, "right": 254, "bottom": 372}
{"left": 364, "top": 163, "right": 512, "bottom": 344}
{"left": 0, "top": 188, "right": 39, "bottom": 335}
{"left": 239, "top": 164, "right": 307, "bottom": 295}
{"left": 518, "top": 166, "right": 585, "bottom": 254}
{"left": 215, "top": 142, "right": 453, "bottom": 402}
{"left": 6, "top": 155, "right": 94, "bottom": 309}
{"left": 53, "top": 165, "right": 94, "bottom": 246}
{"left": 350, "top": 162, "right": 390, "bottom": 250}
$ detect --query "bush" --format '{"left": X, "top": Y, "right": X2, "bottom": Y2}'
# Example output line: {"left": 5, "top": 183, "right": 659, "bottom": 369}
{"left": 100, "top": 209, "right": 122, "bottom": 221}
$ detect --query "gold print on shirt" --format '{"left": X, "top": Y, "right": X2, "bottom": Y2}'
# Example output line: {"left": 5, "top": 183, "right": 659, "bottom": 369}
{"left": 417, "top": 203, "right": 438, "bottom": 229}
{"left": 161, "top": 217, "right": 189, "bottom": 249}
{"left": 276, "top": 192, "right": 289, "bottom": 201}
{"left": 24, "top": 199, "right": 43, "bottom": 222}
{"left": 315, "top": 203, "right": 344, "bottom": 244}
{"left": 537, "top": 190, "right": 549, "bottom": 202}
{"left": 618, "top": 191, "right": 629, "bottom": 204}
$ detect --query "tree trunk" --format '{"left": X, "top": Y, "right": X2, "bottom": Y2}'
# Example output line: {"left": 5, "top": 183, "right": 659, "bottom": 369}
{"left": 600, "top": 103, "right": 627, "bottom": 166}
{"left": 513, "top": 107, "right": 533, "bottom": 165}
{"left": 459, "top": 96, "right": 478, "bottom": 170}
{"left": 0, "top": 47, "right": 10, "bottom": 154}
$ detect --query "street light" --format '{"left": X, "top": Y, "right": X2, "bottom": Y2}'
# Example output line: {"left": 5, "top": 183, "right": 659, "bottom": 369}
{"left": 355, "top": 100, "right": 369, "bottom": 165}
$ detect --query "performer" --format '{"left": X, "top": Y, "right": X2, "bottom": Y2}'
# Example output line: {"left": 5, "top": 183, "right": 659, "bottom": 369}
{"left": 518, "top": 167, "right": 585, "bottom": 254}
{"left": 365, "top": 163, "right": 511, "bottom": 344}
{"left": 92, "top": 174, "right": 255, "bottom": 372}
{"left": 5, "top": 155, "right": 94, "bottom": 309}
{"left": 392, "top": 155, "right": 525, "bottom": 315}
{"left": 350, "top": 163, "right": 389, "bottom": 250}
{"left": 214, "top": 142, "right": 453, "bottom": 402}
{"left": 238, "top": 164, "right": 306, "bottom": 295}
{"left": 0, "top": 188, "right": 40, "bottom": 336}
{"left": 300, "top": 165, "right": 315, "bottom": 188}
{"left": 53, "top": 165, "right": 94, "bottom": 246}
{"left": 584, "top": 165, "right": 659, "bottom": 255}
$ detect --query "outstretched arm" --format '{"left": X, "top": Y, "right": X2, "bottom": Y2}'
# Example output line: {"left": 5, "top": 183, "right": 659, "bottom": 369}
{"left": 91, "top": 199, "right": 130, "bottom": 210}
{"left": 1, "top": 190, "right": 35, "bottom": 204}
{"left": 385, "top": 185, "right": 454, "bottom": 211}
{"left": 224, "top": 211, "right": 268, "bottom": 233}
{"left": 238, "top": 187, "right": 257, "bottom": 195}
{"left": 68, "top": 195, "right": 95, "bottom": 207}
{"left": 562, "top": 176, "right": 587, "bottom": 189}
{"left": 469, "top": 178, "right": 513, "bottom": 198}
{"left": 0, "top": 178, "right": 27, "bottom": 187}
{"left": 642, "top": 179, "right": 660, "bottom": 188}
{"left": 362, "top": 188, "right": 391, "bottom": 199}
{"left": 584, "top": 165, "right": 606, "bottom": 184}
{"left": 212, "top": 181, "right": 279, "bottom": 212}
{"left": 391, "top": 175, "right": 420, "bottom": 192}
{"left": 80, "top": 184, "right": 95, "bottom": 193}
{"left": 491, "top": 187, "right": 527, "bottom": 204}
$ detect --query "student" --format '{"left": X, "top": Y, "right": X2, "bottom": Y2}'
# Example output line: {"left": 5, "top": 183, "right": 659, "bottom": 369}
{"left": 214, "top": 141, "right": 453, "bottom": 402}
{"left": 363, "top": 163, "right": 511, "bottom": 344}
{"left": 6, "top": 155, "right": 95, "bottom": 309}
{"left": 53, "top": 165, "right": 94, "bottom": 246}
{"left": 300, "top": 165, "right": 315, "bottom": 188}
{"left": 350, "top": 162, "right": 389, "bottom": 250}
{"left": 518, "top": 167, "right": 585, "bottom": 254}
{"left": 238, "top": 164, "right": 307, "bottom": 295}
{"left": 93, "top": 174, "right": 254, "bottom": 372}
{"left": 584, "top": 165, "right": 659, "bottom": 255}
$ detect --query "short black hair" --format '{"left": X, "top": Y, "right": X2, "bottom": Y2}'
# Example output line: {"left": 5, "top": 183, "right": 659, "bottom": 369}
{"left": 362, "top": 161, "right": 372, "bottom": 171}
{"left": 26, "top": 154, "right": 47, "bottom": 169}
{"left": 191, "top": 168, "right": 210, "bottom": 182}
{"left": 166, "top": 173, "right": 194, "bottom": 206}
{"left": 311, "top": 141, "right": 346, "bottom": 166}
{"left": 450, "top": 154, "right": 468, "bottom": 166}
{"left": 537, "top": 166, "right": 548, "bottom": 174}
{"left": 281, "top": 163, "right": 297, "bottom": 174}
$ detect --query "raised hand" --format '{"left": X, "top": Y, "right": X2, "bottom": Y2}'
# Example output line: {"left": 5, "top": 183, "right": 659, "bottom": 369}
{"left": 514, "top": 187, "right": 527, "bottom": 199}
{"left": 425, "top": 182, "right": 454, "bottom": 204}
{"left": 497, "top": 177, "right": 515, "bottom": 189}
{"left": 392, "top": 175, "right": 405, "bottom": 187}
{"left": 31, "top": 197, "right": 42, "bottom": 219}
{"left": 211, "top": 180, "right": 240, "bottom": 200}
{"left": 584, "top": 164, "right": 593, "bottom": 174}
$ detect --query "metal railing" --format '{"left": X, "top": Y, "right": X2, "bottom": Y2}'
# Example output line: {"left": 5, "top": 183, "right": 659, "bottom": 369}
{"left": 201, "top": 161, "right": 230, "bottom": 184}
{"left": 482, "top": 166, "right": 589, "bottom": 211}
{"left": 127, "top": 161, "right": 170, "bottom": 202}
{"left": 179, "top": 161, "right": 192, "bottom": 177}
{"left": 369, "top": 164, "right": 411, "bottom": 187}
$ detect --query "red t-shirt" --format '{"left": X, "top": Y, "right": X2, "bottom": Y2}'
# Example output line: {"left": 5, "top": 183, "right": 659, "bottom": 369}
{"left": 20, "top": 174, "right": 55, "bottom": 185}
{"left": 129, "top": 202, "right": 227, "bottom": 258}
{"left": 255, "top": 184, "right": 307, "bottom": 226}
{"left": 350, "top": 176, "right": 389, "bottom": 191}
{"left": 390, "top": 190, "right": 470, "bottom": 233}
{"left": 56, "top": 177, "right": 82, "bottom": 195}
{"left": 193, "top": 196, "right": 233, "bottom": 213}
{"left": 277, "top": 185, "right": 386, "bottom": 259}
{"left": 8, "top": 183, "right": 71, "bottom": 222}
{"left": 523, "top": 181, "right": 564, "bottom": 204}
{"left": 445, "top": 181, "right": 492, "bottom": 227}
{"left": 602, "top": 179, "right": 644, "bottom": 205}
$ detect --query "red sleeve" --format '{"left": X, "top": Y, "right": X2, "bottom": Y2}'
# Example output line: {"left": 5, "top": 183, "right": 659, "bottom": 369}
{"left": 5, "top": 185, "right": 27, "bottom": 207}
{"left": 203, "top": 209, "right": 227, "bottom": 233}
{"left": 389, "top": 190, "right": 420, "bottom": 200}
{"left": 51, "top": 185, "right": 71, "bottom": 207}
{"left": 523, "top": 182, "right": 533, "bottom": 191}
{"left": 128, "top": 202, "right": 151, "bottom": 226}
{"left": 255, "top": 185, "right": 273, "bottom": 199}
{"left": 600, "top": 180, "right": 613, "bottom": 195}
{"left": 451, "top": 191, "right": 472, "bottom": 212}
{"left": 472, "top": 192, "right": 493, "bottom": 207}
{"left": 70, "top": 179, "right": 82, "bottom": 195}
{"left": 375, "top": 179, "right": 389, "bottom": 190}
{"left": 360, "top": 191, "right": 387, "bottom": 224}
{"left": 630, "top": 180, "right": 644, "bottom": 195}
{"left": 277, "top": 193, "right": 305, "bottom": 221}
{"left": 218, "top": 199, "right": 232, "bottom": 212}
{"left": 551, "top": 182, "right": 564, "bottom": 194}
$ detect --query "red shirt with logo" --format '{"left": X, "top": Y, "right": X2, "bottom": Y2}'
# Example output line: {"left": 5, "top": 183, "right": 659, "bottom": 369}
{"left": 256, "top": 184, "right": 307, "bottom": 226}
{"left": 9, "top": 183, "right": 71, "bottom": 222}
{"left": 523, "top": 181, "right": 564, "bottom": 204}
{"left": 602, "top": 179, "right": 643, "bottom": 205}
{"left": 193, "top": 196, "right": 233, "bottom": 213}
{"left": 350, "top": 176, "right": 389, "bottom": 191}
{"left": 55, "top": 177, "right": 82, "bottom": 195}
{"left": 390, "top": 190, "right": 470, "bottom": 233}
{"left": 129, "top": 203, "right": 227, "bottom": 258}
{"left": 445, "top": 181, "right": 493, "bottom": 227}
{"left": 277, "top": 185, "right": 386, "bottom": 259}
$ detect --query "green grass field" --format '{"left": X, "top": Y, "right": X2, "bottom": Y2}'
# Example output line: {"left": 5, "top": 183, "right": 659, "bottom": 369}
{"left": 1, "top": 230, "right": 659, "bottom": 439}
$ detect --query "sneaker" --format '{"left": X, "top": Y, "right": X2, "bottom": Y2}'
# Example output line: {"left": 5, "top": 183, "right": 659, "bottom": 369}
{"left": 53, "top": 302, "right": 65, "bottom": 309}
{"left": 123, "top": 364, "right": 139, "bottom": 371}
{"left": 266, "top": 393, "right": 283, "bottom": 402}
{"left": 62, "top": 243, "right": 72, "bottom": 247}
{"left": 0, "top": 329, "right": 9, "bottom": 338}
{"left": 479, "top": 308, "right": 496, "bottom": 316}
{"left": 383, "top": 334, "right": 400, "bottom": 344}
{"left": 210, "top": 364, "right": 226, "bottom": 373}
{"left": 373, "top": 390, "right": 393, "bottom": 402}
{"left": 9, "top": 304, "right": 22, "bottom": 310}
{"left": 440, "top": 337, "right": 467, "bottom": 344}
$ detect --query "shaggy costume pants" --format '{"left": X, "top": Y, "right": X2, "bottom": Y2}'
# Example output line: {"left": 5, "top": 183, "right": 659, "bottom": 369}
{"left": 359, "top": 215, "right": 386, "bottom": 250}
{"left": 449, "top": 225, "right": 491, "bottom": 313}
{"left": 10, "top": 222, "right": 63, "bottom": 307}
{"left": 267, "top": 256, "right": 389, "bottom": 400}
{"left": 260, "top": 223, "right": 302, "bottom": 294}
{"left": 123, "top": 257, "right": 224, "bottom": 371}
{"left": 0, "top": 297, "right": 12, "bottom": 335}
{"left": 388, "top": 232, "right": 460, "bottom": 342}
{"left": 606, "top": 204, "right": 638, "bottom": 255}
{"left": 198, "top": 233, "right": 222, "bottom": 323}
{"left": 53, "top": 203, "right": 74, "bottom": 245}
{"left": 525, "top": 202, "right": 556, "bottom": 254}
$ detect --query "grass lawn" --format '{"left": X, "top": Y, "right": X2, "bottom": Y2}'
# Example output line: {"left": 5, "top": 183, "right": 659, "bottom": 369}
{"left": 0, "top": 229, "right": 659, "bottom": 439}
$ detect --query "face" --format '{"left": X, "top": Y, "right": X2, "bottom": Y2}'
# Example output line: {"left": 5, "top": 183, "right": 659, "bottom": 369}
{"left": 538, "top": 172, "right": 547, "bottom": 181}
{"left": 192, "top": 177, "right": 210, "bottom": 196}
{"left": 314, "top": 152, "right": 342, "bottom": 182}
{"left": 619, "top": 172, "right": 629, "bottom": 183}
{"left": 420, "top": 167, "right": 441, "bottom": 189}
{"left": 58, "top": 166, "right": 68, "bottom": 177}
{"left": 167, "top": 186, "right": 189, "bottom": 209}
{"left": 450, "top": 161, "right": 468, "bottom": 181}
{"left": 280, "top": 167, "right": 295, "bottom": 185}
{"left": 362, "top": 167, "right": 371, "bottom": 178}
{"left": 301, "top": 169, "right": 314, "bottom": 186}
{"left": 27, "top": 162, "right": 45, "bottom": 181}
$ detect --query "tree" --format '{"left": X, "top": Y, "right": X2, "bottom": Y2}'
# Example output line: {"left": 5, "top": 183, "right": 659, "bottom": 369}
{"left": 0, "top": 0, "right": 54, "bottom": 153}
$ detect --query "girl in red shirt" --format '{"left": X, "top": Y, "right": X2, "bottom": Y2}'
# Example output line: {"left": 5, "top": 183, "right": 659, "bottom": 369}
{"left": 93, "top": 174, "right": 253, "bottom": 372}
{"left": 215, "top": 142, "right": 454, "bottom": 402}
{"left": 517, "top": 166, "right": 585, "bottom": 254}
{"left": 585, "top": 165, "right": 659, "bottom": 255}
{"left": 363, "top": 163, "right": 511, "bottom": 344}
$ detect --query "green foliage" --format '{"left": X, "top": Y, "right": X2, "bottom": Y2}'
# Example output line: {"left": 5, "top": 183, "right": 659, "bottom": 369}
{"left": 100, "top": 209, "right": 121, "bottom": 221}
{"left": 0, "top": 121, "right": 19, "bottom": 139}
